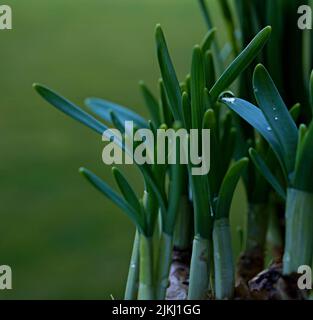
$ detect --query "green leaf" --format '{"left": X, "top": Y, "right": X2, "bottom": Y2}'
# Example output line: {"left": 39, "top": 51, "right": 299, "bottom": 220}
{"left": 203, "top": 88, "right": 213, "bottom": 111}
{"left": 79, "top": 167, "right": 145, "bottom": 233}
{"left": 110, "top": 111, "right": 125, "bottom": 133}
{"left": 185, "top": 74, "right": 191, "bottom": 96}
{"left": 210, "top": 26, "right": 272, "bottom": 101}
{"left": 253, "top": 64, "right": 298, "bottom": 174}
{"left": 139, "top": 164, "right": 168, "bottom": 218}
{"left": 139, "top": 81, "right": 161, "bottom": 127}
{"left": 198, "top": 0, "right": 214, "bottom": 29}
{"left": 289, "top": 103, "right": 301, "bottom": 122}
{"left": 309, "top": 69, "right": 313, "bottom": 114}
{"left": 219, "top": 0, "right": 239, "bottom": 56}
{"left": 216, "top": 158, "right": 249, "bottom": 219}
{"left": 190, "top": 174, "right": 211, "bottom": 238}
{"left": 155, "top": 25, "right": 182, "bottom": 121}
{"left": 159, "top": 79, "right": 173, "bottom": 126}
{"left": 182, "top": 92, "right": 191, "bottom": 130}
{"left": 34, "top": 84, "right": 126, "bottom": 151}
{"left": 295, "top": 124, "right": 307, "bottom": 173}
{"left": 34, "top": 85, "right": 164, "bottom": 220}
{"left": 200, "top": 28, "right": 216, "bottom": 53}
{"left": 191, "top": 45, "right": 205, "bottom": 129}
{"left": 219, "top": 0, "right": 233, "bottom": 23}
{"left": 34, "top": 84, "right": 108, "bottom": 135}
{"left": 221, "top": 96, "right": 285, "bottom": 175}
{"left": 249, "top": 148, "right": 286, "bottom": 200}
{"left": 204, "top": 51, "right": 216, "bottom": 91}
{"left": 203, "top": 109, "right": 220, "bottom": 197}
{"left": 112, "top": 167, "right": 142, "bottom": 214}
{"left": 165, "top": 138, "right": 184, "bottom": 235}
{"left": 203, "top": 108, "right": 216, "bottom": 130}
{"left": 220, "top": 127, "right": 237, "bottom": 182}
{"left": 265, "top": 0, "right": 283, "bottom": 92}
{"left": 294, "top": 122, "right": 313, "bottom": 193}
{"left": 85, "top": 97, "right": 148, "bottom": 128}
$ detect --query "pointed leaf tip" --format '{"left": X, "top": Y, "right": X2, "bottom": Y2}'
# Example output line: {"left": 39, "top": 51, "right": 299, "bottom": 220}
{"left": 155, "top": 24, "right": 163, "bottom": 37}
{"left": 79, "top": 167, "right": 145, "bottom": 233}
{"left": 209, "top": 26, "right": 271, "bottom": 101}
{"left": 78, "top": 167, "right": 85, "bottom": 174}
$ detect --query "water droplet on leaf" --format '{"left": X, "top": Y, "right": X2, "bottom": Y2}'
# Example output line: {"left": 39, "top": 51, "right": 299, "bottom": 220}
{"left": 223, "top": 97, "right": 235, "bottom": 104}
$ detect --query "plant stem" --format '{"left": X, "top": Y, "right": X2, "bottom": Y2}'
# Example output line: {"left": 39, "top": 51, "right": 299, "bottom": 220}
{"left": 283, "top": 188, "right": 313, "bottom": 274}
{"left": 138, "top": 235, "right": 155, "bottom": 300}
{"left": 188, "top": 235, "right": 210, "bottom": 300}
{"left": 213, "top": 218, "right": 234, "bottom": 299}
{"left": 124, "top": 230, "right": 140, "bottom": 300}
{"left": 156, "top": 232, "right": 173, "bottom": 299}
{"left": 246, "top": 203, "right": 269, "bottom": 251}
{"left": 237, "top": 202, "right": 269, "bottom": 282}
{"left": 152, "top": 212, "right": 162, "bottom": 269}
{"left": 267, "top": 199, "right": 284, "bottom": 263}
{"left": 173, "top": 194, "right": 193, "bottom": 250}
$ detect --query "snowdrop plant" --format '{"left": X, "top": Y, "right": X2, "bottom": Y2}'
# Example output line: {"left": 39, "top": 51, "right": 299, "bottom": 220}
{"left": 222, "top": 65, "right": 313, "bottom": 275}
{"left": 199, "top": 0, "right": 313, "bottom": 280}
{"left": 34, "top": 19, "right": 271, "bottom": 300}
{"left": 154, "top": 23, "right": 270, "bottom": 299}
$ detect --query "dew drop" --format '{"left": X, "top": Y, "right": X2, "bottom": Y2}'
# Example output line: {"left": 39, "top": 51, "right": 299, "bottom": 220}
{"left": 274, "top": 116, "right": 278, "bottom": 121}
{"left": 223, "top": 97, "right": 235, "bottom": 104}
{"left": 266, "top": 126, "right": 272, "bottom": 131}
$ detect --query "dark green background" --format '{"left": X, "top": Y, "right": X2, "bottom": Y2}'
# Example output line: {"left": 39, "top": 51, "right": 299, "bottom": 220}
{"left": 0, "top": 0, "right": 245, "bottom": 299}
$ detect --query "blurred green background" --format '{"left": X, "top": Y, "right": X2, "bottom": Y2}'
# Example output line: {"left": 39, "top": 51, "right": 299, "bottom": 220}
{"left": 0, "top": 0, "right": 245, "bottom": 299}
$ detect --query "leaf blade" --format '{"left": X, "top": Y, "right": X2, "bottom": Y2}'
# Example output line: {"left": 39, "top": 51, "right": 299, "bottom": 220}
{"left": 253, "top": 64, "right": 298, "bottom": 174}
{"left": 294, "top": 122, "right": 313, "bottom": 193}
{"left": 191, "top": 45, "right": 205, "bottom": 129}
{"left": 79, "top": 167, "right": 145, "bottom": 233}
{"left": 139, "top": 81, "right": 162, "bottom": 127}
{"left": 210, "top": 26, "right": 271, "bottom": 101}
{"left": 216, "top": 158, "right": 249, "bottom": 219}
{"left": 85, "top": 97, "right": 148, "bottom": 128}
{"left": 221, "top": 96, "right": 285, "bottom": 175}
{"left": 249, "top": 148, "right": 286, "bottom": 200}
{"left": 112, "top": 167, "right": 142, "bottom": 214}
{"left": 309, "top": 69, "right": 313, "bottom": 115}
{"left": 155, "top": 25, "right": 182, "bottom": 121}
{"left": 34, "top": 84, "right": 108, "bottom": 135}
{"left": 200, "top": 28, "right": 216, "bottom": 53}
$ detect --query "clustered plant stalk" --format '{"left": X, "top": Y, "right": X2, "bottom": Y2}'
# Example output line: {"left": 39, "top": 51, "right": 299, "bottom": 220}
{"left": 200, "top": 0, "right": 313, "bottom": 283}
{"left": 33, "top": 0, "right": 313, "bottom": 300}
{"left": 222, "top": 64, "right": 313, "bottom": 278}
